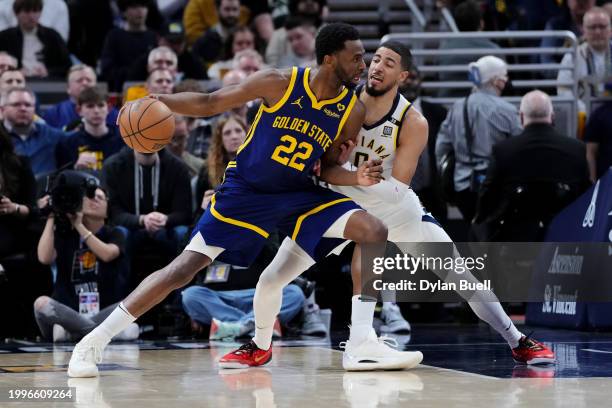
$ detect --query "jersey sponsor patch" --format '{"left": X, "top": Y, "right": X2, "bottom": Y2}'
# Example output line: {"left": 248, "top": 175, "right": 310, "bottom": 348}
{"left": 382, "top": 126, "right": 393, "bottom": 137}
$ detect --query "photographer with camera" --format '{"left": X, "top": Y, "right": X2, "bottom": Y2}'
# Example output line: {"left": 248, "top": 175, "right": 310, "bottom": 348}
{"left": 35, "top": 172, "right": 137, "bottom": 342}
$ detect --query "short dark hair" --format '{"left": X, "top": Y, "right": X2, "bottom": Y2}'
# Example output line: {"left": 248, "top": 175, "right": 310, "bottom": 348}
{"left": 453, "top": 0, "right": 482, "bottom": 31}
{"left": 77, "top": 87, "right": 107, "bottom": 106}
{"left": 117, "top": 0, "right": 150, "bottom": 12}
{"left": 379, "top": 41, "right": 412, "bottom": 70}
{"left": 284, "top": 16, "right": 317, "bottom": 31}
{"left": 13, "top": 0, "right": 42, "bottom": 14}
{"left": 315, "top": 22, "right": 360, "bottom": 65}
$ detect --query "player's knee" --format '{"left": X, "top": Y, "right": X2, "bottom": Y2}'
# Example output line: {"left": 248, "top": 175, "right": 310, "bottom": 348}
{"left": 33, "top": 296, "right": 51, "bottom": 312}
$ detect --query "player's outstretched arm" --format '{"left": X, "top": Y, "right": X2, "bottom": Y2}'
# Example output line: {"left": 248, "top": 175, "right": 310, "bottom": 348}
{"left": 320, "top": 100, "right": 383, "bottom": 186}
{"left": 152, "top": 69, "right": 291, "bottom": 117}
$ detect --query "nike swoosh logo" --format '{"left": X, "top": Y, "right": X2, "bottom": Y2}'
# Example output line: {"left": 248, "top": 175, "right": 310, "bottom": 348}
{"left": 254, "top": 353, "right": 269, "bottom": 363}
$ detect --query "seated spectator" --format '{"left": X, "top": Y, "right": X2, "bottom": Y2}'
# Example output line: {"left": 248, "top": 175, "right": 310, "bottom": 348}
{"left": 206, "top": 25, "right": 256, "bottom": 79}
{"left": 0, "top": 124, "right": 36, "bottom": 257}
{"left": 183, "top": 0, "right": 250, "bottom": 45}
{"left": 541, "top": 0, "right": 595, "bottom": 65}
{"left": 174, "top": 80, "right": 215, "bottom": 159}
{"left": 233, "top": 48, "right": 264, "bottom": 77}
{"left": 584, "top": 98, "right": 612, "bottom": 181}
{"left": 182, "top": 268, "right": 305, "bottom": 340}
{"left": 276, "top": 16, "right": 316, "bottom": 69}
{"left": 195, "top": 113, "right": 247, "bottom": 212}
{"left": 43, "top": 65, "right": 119, "bottom": 131}
{"left": 128, "top": 22, "right": 207, "bottom": 81}
{"left": 2, "top": 87, "right": 64, "bottom": 175}
{"left": 100, "top": 0, "right": 157, "bottom": 92}
{"left": 191, "top": 0, "right": 242, "bottom": 67}
{"left": 35, "top": 179, "right": 136, "bottom": 342}
{"left": 167, "top": 114, "right": 204, "bottom": 177}
{"left": 124, "top": 67, "right": 175, "bottom": 102}
{"left": 102, "top": 147, "right": 192, "bottom": 257}
{"left": 0, "top": 0, "right": 71, "bottom": 78}
{"left": 0, "top": 50, "right": 17, "bottom": 73}
{"left": 0, "top": 68, "right": 24, "bottom": 93}
{"left": 438, "top": 0, "right": 500, "bottom": 97}
{"left": 557, "top": 7, "right": 612, "bottom": 106}
{"left": 55, "top": 87, "right": 124, "bottom": 175}
{"left": 265, "top": 0, "right": 326, "bottom": 67}
{"left": 475, "top": 90, "right": 591, "bottom": 241}
{"left": 221, "top": 69, "right": 249, "bottom": 124}
{"left": 127, "top": 45, "right": 178, "bottom": 82}
{"left": 0, "top": 0, "right": 69, "bottom": 41}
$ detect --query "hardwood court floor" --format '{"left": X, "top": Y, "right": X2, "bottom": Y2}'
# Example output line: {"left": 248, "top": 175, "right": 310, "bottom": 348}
{"left": 1, "top": 325, "right": 612, "bottom": 407}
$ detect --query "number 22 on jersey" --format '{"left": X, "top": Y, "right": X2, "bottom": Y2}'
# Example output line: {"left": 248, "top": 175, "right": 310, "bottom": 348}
{"left": 271, "top": 135, "right": 313, "bottom": 171}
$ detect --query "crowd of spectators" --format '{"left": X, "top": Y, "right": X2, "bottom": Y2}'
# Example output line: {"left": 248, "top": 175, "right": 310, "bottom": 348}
{"left": 0, "top": 0, "right": 610, "bottom": 341}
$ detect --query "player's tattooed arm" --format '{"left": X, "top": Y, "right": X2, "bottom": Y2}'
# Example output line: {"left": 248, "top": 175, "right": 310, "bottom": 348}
{"left": 320, "top": 100, "right": 382, "bottom": 186}
{"left": 152, "top": 68, "right": 293, "bottom": 117}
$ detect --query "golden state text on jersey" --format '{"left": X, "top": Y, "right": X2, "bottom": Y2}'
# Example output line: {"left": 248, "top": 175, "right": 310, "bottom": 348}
{"left": 234, "top": 67, "right": 357, "bottom": 192}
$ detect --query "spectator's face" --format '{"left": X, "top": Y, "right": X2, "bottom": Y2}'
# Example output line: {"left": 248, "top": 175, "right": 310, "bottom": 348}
{"left": 236, "top": 55, "right": 262, "bottom": 76}
{"left": 68, "top": 69, "right": 96, "bottom": 99}
{"left": 3, "top": 90, "right": 35, "bottom": 127}
{"left": 584, "top": 12, "right": 611, "bottom": 51}
{"left": 169, "top": 119, "right": 188, "bottom": 155}
{"left": 16, "top": 9, "right": 41, "bottom": 31}
{"left": 366, "top": 47, "right": 406, "bottom": 97}
{"left": 219, "top": 0, "right": 240, "bottom": 27}
{"left": 232, "top": 31, "right": 255, "bottom": 55}
{"left": 79, "top": 100, "right": 108, "bottom": 127}
{"left": 0, "top": 55, "right": 17, "bottom": 74}
{"left": 0, "top": 71, "right": 25, "bottom": 92}
{"left": 124, "top": 5, "right": 148, "bottom": 27}
{"left": 221, "top": 118, "right": 246, "bottom": 154}
{"left": 287, "top": 26, "right": 316, "bottom": 57}
{"left": 149, "top": 50, "right": 177, "bottom": 74}
{"left": 82, "top": 188, "right": 108, "bottom": 220}
{"left": 147, "top": 70, "right": 174, "bottom": 94}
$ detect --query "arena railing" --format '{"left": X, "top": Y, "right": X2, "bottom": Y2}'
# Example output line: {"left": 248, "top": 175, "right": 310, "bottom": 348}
{"left": 380, "top": 31, "right": 580, "bottom": 138}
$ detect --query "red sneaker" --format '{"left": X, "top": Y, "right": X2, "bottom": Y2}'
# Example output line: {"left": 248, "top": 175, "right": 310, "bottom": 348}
{"left": 512, "top": 335, "right": 555, "bottom": 365}
{"left": 219, "top": 341, "right": 272, "bottom": 369}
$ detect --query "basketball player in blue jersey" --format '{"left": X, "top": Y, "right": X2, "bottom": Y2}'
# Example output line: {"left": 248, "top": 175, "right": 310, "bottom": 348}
{"left": 68, "top": 23, "right": 401, "bottom": 377}
{"left": 237, "top": 41, "right": 555, "bottom": 371}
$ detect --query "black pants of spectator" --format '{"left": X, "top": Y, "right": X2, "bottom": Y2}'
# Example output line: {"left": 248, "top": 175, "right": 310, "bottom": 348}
{"left": 34, "top": 297, "right": 118, "bottom": 341}
{"left": 454, "top": 189, "right": 478, "bottom": 223}
{"left": 0, "top": 222, "right": 37, "bottom": 258}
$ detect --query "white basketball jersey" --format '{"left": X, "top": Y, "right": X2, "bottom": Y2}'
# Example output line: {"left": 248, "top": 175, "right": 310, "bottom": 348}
{"left": 332, "top": 91, "right": 413, "bottom": 207}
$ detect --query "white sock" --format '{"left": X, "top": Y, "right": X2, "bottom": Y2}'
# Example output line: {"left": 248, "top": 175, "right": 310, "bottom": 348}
{"left": 252, "top": 239, "right": 315, "bottom": 350}
{"left": 468, "top": 301, "right": 523, "bottom": 348}
{"left": 349, "top": 295, "right": 376, "bottom": 344}
{"left": 91, "top": 303, "right": 136, "bottom": 344}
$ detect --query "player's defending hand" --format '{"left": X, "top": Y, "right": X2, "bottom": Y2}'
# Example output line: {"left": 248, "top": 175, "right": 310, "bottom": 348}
{"left": 356, "top": 159, "right": 383, "bottom": 186}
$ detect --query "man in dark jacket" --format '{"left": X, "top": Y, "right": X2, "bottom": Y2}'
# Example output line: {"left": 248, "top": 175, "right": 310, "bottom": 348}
{"left": 0, "top": 0, "right": 70, "bottom": 78}
{"left": 475, "top": 90, "right": 591, "bottom": 241}
{"left": 101, "top": 147, "right": 192, "bottom": 256}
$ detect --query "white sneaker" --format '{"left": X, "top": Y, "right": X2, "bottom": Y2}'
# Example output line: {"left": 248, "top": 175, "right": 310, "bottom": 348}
{"left": 341, "top": 331, "right": 423, "bottom": 371}
{"left": 113, "top": 323, "right": 140, "bottom": 341}
{"left": 68, "top": 334, "right": 105, "bottom": 378}
{"left": 52, "top": 324, "right": 71, "bottom": 342}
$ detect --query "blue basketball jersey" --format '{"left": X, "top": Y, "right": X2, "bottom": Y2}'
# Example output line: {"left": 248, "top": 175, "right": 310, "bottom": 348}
{"left": 234, "top": 67, "right": 358, "bottom": 192}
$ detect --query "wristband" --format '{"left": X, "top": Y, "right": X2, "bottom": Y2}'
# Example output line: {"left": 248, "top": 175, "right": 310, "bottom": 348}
{"left": 82, "top": 231, "right": 93, "bottom": 242}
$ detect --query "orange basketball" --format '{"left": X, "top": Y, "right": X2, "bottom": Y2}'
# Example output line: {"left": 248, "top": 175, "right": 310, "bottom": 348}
{"left": 118, "top": 98, "right": 175, "bottom": 153}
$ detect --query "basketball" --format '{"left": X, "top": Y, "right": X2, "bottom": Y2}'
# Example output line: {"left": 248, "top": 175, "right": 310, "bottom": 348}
{"left": 118, "top": 98, "right": 175, "bottom": 153}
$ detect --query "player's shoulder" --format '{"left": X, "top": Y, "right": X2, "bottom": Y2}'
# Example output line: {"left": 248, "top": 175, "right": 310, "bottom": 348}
{"left": 350, "top": 96, "right": 366, "bottom": 120}
{"left": 250, "top": 67, "right": 295, "bottom": 86}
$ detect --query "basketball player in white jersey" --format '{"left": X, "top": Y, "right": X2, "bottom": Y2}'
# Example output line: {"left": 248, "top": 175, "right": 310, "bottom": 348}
{"left": 245, "top": 42, "right": 555, "bottom": 370}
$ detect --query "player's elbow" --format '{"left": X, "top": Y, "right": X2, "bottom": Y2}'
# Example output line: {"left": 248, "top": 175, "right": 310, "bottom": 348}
{"left": 363, "top": 217, "right": 388, "bottom": 243}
